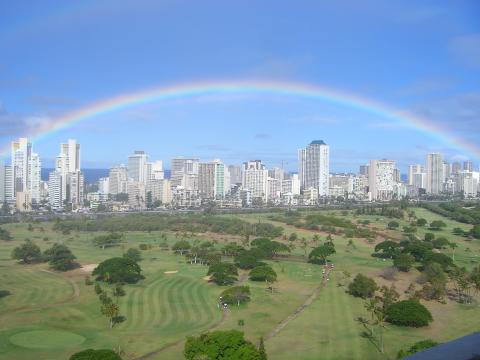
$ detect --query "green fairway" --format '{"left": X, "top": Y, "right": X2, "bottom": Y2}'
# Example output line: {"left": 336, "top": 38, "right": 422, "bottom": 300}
{"left": 9, "top": 330, "right": 85, "bottom": 349}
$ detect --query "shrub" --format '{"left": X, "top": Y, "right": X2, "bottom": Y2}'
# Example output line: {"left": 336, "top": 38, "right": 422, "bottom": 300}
{"left": 394, "top": 253, "right": 415, "bottom": 272}
{"left": 386, "top": 300, "right": 433, "bottom": 327}
{"left": 249, "top": 265, "right": 277, "bottom": 283}
{"left": 397, "top": 339, "right": 438, "bottom": 359}
{"left": 348, "top": 274, "right": 377, "bottom": 298}
{"left": 70, "top": 349, "right": 122, "bottom": 360}
{"left": 124, "top": 248, "right": 142, "bottom": 262}
{"left": 220, "top": 286, "right": 251, "bottom": 306}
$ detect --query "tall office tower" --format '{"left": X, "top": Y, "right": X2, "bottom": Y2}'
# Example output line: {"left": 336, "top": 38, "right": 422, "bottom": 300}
{"left": 28, "top": 153, "right": 41, "bottom": 203}
{"left": 408, "top": 164, "right": 423, "bottom": 185}
{"left": 242, "top": 160, "right": 269, "bottom": 202}
{"left": 55, "top": 153, "right": 69, "bottom": 202}
{"left": 150, "top": 160, "right": 164, "bottom": 180}
{"left": 11, "top": 137, "right": 32, "bottom": 200}
{"left": 452, "top": 162, "right": 461, "bottom": 175}
{"left": 0, "top": 163, "right": 5, "bottom": 202}
{"left": 128, "top": 151, "right": 149, "bottom": 183}
{"left": 228, "top": 165, "right": 242, "bottom": 185}
{"left": 442, "top": 161, "right": 450, "bottom": 182}
{"left": 368, "top": 159, "right": 396, "bottom": 201}
{"left": 170, "top": 157, "right": 199, "bottom": 189}
{"left": 108, "top": 165, "right": 128, "bottom": 194}
{"left": 298, "top": 140, "right": 330, "bottom": 196}
{"left": 198, "top": 160, "right": 227, "bottom": 199}
{"left": 268, "top": 167, "right": 285, "bottom": 182}
{"left": 48, "top": 171, "right": 63, "bottom": 210}
{"left": 426, "top": 153, "right": 444, "bottom": 195}
{"left": 359, "top": 164, "right": 370, "bottom": 176}
{"left": 60, "top": 139, "right": 81, "bottom": 172}
{"left": 68, "top": 171, "right": 84, "bottom": 206}
{"left": 464, "top": 161, "right": 473, "bottom": 172}
{"left": 4, "top": 165, "right": 12, "bottom": 202}
{"left": 298, "top": 148, "right": 306, "bottom": 189}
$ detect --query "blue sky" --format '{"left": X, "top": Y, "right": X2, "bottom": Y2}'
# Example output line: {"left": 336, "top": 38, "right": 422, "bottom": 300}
{"left": 0, "top": 0, "right": 479, "bottom": 172}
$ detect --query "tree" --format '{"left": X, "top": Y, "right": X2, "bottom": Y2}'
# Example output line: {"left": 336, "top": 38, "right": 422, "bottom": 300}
{"left": 374, "top": 241, "right": 400, "bottom": 258}
{"left": 249, "top": 265, "right": 277, "bottom": 283}
{"left": 112, "top": 284, "right": 126, "bottom": 303}
{"left": 393, "top": 253, "right": 415, "bottom": 272}
{"left": 424, "top": 233, "right": 435, "bottom": 242}
{"left": 470, "top": 224, "right": 480, "bottom": 239}
{"left": 429, "top": 220, "right": 446, "bottom": 231}
{"left": 308, "top": 242, "right": 336, "bottom": 265}
{"left": 385, "top": 300, "right": 433, "bottom": 327}
{"left": 348, "top": 274, "right": 377, "bottom": 299}
{"left": 124, "top": 248, "right": 142, "bottom": 262}
{"left": 207, "top": 262, "right": 238, "bottom": 286}
{"left": 172, "top": 240, "right": 191, "bottom": 255}
{"left": 93, "top": 257, "right": 144, "bottom": 284}
{"left": 44, "top": 243, "right": 77, "bottom": 271}
{"left": 387, "top": 221, "right": 399, "bottom": 230}
{"left": 416, "top": 218, "right": 427, "bottom": 227}
{"left": 0, "top": 227, "right": 12, "bottom": 241}
{"left": 449, "top": 242, "right": 458, "bottom": 262}
{"left": 101, "top": 302, "right": 119, "bottom": 328}
{"left": 70, "top": 349, "right": 122, "bottom": 360}
{"left": 92, "top": 233, "right": 123, "bottom": 249}
{"left": 220, "top": 286, "right": 251, "bottom": 306}
{"left": 235, "top": 251, "right": 264, "bottom": 270}
{"left": 184, "top": 330, "right": 263, "bottom": 360}
{"left": 11, "top": 240, "right": 42, "bottom": 264}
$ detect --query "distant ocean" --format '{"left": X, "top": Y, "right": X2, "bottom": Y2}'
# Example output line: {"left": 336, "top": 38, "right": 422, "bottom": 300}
{"left": 41, "top": 169, "right": 171, "bottom": 184}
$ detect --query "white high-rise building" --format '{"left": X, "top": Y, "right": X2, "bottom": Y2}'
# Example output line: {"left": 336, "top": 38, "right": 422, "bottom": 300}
{"left": 60, "top": 139, "right": 81, "bottom": 172}
{"left": 426, "top": 153, "right": 443, "bottom": 195}
{"left": 0, "top": 163, "right": 5, "bottom": 203}
{"left": 4, "top": 165, "right": 12, "bottom": 202}
{"left": 413, "top": 172, "right": 427, "bottom": 190}
{"left": 242, "top": 160, "right": 269, "bottom": 202}
{"left": 298, "top": 140, "right": 330, "bottom": 197}
{"left": 128, "top": 151, "right": 149, "bottom": 184}
{"left": 150, "top": 160, "right": 164, "bottom": 180}
{"left": 228, "top": 165, "right": 242, "bottom": 185}
{"left": 368, "top": 159, "right": 396, "bottom": 201}
{"left": 108, "top": 165, "right": 128, "bottom": 194}
{"left": 48, "top": 171, "right": 63, "bottom": 210}
{"left": 98, "top": 177, "right": 110, "bottom": 195}
{"left": 408, "top": 164, "right": 423, "bottom": 185}
{"left": 170, "top": 157, "right": 199, "bottom": 189}
{"left": 281, "top": 173, "right": 301, "bottom": 196}
{"left": 28, "top": 153, "right": 41, "bottom": 203}
{"left": 11, "top": 138, "right": 31, "bottom": 200}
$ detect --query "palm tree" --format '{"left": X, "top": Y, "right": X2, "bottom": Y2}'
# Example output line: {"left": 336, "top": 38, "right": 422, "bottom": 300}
{"left": 101, "top": 303, "right": 119, "bottom": 328}
{"left": 449, "top": 242, "right": 458, "bottom": 261}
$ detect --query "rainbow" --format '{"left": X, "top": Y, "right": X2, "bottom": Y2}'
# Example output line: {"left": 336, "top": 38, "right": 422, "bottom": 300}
{"left": 2, "top": 80, "right": 478, "bottom": 159}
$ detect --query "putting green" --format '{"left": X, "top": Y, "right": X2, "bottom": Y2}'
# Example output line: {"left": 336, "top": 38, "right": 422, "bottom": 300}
{"left": 9, "top": 330, "right": 85, "bottom": 349}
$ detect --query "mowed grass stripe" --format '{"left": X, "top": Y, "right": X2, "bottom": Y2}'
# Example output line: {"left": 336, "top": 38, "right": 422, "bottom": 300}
{"left": 142, "top": 276, "right": 169, "bottom": 328}
{"left": 172, "top": 277, "right": 191, "bottom": 328}
{"left": 157, "top": 277, "right": 177, "bottom": 328}
{"left": 188, "top": 281, "right": 206, "bottom": 327}
{"left": 196, "top": 282, "right": 216, "bottom": 328}
{"left": 178, "top": 278, "right": 195, "bottom": 325}
{"left": 164, "top": 277, "right": 184, "bottom": 330}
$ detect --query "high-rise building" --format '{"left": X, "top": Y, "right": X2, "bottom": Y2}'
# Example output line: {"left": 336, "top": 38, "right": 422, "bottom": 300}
{"left": 426, "top": 153, "right": 443, "bottom": 195}
{"left": 48, "top": 171, "right": 63, "bottom": 210}
{"left": 0, "top": 163, "right": 5, "bottom": 203}
{"left": 268, "top": 167, "right": 285, "bottom": 182}
{"left": 198, "top": 160, "right": 227, "bottom": 199}
{"left": 281, "top": 173, "right": 301, "bottom": 195}
{"left": 408, "top": 164, "right": 423, "bottom": 185}
{"left": 150, "top": 160, "right": 164, "bottom": 180}
{"left": 28, "top": 153, "right": 41, "bottom": 203}
{"left": 464, "top": 161, "right": 473, "bottom": 172}
{"left": 108, "top": 165, "right": 128, "bottom": 194}
{"left": 11, "top": 138, "right": 31, "bottom": 200}
{"left": 452, "top": 162, "right": 462, "bottom": 175}
{"left": 128, "top": 181, "right": 146, "bottom": 209}
{"left": 298, "top": 140, "right": 330, "bottom": 196}
{"left": 228, "top": 165, "right": 242, "bottom": 185}
{"left": 368, "top": 159, "right": 396, "bottom": 201}
{"left": 128, "top": 151, "right": 149, "bottom": 184}
{"left": 170, "top": 157, "right": 199, "bottom": 189}
{"left": 242, "top": 160, "right": 268, "bottom": 202}
{"left": 60, "top": 139, "right": 81, "bottom": 172}
{"left": 4, "top": 165, "right": 12, "bottom": 202}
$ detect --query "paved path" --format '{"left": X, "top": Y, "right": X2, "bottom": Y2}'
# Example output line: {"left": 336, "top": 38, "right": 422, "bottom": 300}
{"left": 264, "top": 266, "right": 331, "bottom": 341}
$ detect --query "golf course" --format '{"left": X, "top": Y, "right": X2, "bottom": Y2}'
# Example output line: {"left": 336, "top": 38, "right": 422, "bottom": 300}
{"left": 0, "top": 204, "right": 479, "bottom": 359}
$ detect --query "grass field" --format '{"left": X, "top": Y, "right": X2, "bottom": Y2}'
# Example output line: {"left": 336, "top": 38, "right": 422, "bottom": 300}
{"left": 0, "top": 207, "right": 479, "bottom": 359}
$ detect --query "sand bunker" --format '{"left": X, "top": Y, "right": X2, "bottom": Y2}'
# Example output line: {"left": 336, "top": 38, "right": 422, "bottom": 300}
{"left": 164, "top": 270, "right": 178, "bottom": 274}
{"left": 80, "top": 264, "right": 98, "bottom": 273}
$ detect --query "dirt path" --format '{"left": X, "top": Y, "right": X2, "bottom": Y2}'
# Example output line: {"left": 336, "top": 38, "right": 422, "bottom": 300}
{"left": 264, "top": 266, "right": 331, "bottom": 341}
